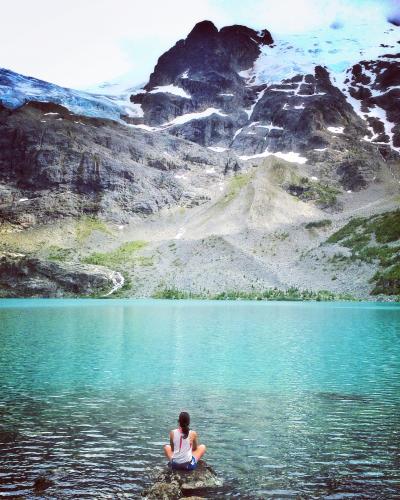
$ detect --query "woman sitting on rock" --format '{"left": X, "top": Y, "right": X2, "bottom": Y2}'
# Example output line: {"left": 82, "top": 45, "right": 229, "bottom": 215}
{"left": 163, "top": 411, "right": 206, "bottom": 470}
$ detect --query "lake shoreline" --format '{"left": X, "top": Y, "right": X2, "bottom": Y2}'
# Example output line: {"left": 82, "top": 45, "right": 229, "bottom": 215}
{"left": 110, "top": 286, "right": 399, "bottom": 302}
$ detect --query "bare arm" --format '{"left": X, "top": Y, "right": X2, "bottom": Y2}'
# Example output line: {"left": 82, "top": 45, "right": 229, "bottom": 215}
{"left": 169, "top": 430, "right": 174, "bottom": 452}
{"left": 191, "top": 431, "right": 198, "bottom": 451}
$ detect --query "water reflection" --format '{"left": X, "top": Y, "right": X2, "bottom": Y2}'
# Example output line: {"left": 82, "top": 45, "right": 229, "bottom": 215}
{"left": 0, "top": 299, "right": 399, "bottom": 497}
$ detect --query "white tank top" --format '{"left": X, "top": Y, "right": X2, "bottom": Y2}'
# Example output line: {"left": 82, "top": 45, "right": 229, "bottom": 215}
{"left": 172, "top": 428, "right": 192, "bottom": 463}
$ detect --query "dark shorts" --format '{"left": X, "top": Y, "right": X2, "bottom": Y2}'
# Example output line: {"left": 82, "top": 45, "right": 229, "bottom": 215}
{"left": 170, "top": 456, "right": 197, "bottom": 471}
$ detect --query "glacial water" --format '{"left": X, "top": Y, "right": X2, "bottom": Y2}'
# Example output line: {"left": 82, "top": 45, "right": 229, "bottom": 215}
{"left": 0, "top": 299, "right": 399, "bottom": 498}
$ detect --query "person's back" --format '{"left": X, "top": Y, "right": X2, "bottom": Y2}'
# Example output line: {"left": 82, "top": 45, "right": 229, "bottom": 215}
{"left": 171, "top": 427, "right": 193, "bottom": 464}
{"left": 163, "top": 411, "right": 207, "bottom": 471}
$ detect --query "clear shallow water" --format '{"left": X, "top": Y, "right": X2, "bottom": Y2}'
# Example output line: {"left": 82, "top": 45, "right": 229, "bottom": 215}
{"left": 0, "top": 299, "right": 399, "bottom": 498}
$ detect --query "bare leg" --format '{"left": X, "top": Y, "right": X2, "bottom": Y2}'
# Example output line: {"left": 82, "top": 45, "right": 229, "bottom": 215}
{"left": 192, "top": 444, "right": 206, "bottom": 462}
{"left": 164, "top": 444, "right": 173, "bottom": 461}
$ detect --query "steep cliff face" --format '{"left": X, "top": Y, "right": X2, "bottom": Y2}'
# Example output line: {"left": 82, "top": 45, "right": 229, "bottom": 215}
{"left": 0, "top": 101, "right": 233, "bottom": 225}
{"left": 128, "top": 20, "right": 398, "bottom": 193}
{"left": 344, "top": 56, "right": 400, "bottom": 149}
{"left": 130, "top": 21, "right": 274, "bottom": 142}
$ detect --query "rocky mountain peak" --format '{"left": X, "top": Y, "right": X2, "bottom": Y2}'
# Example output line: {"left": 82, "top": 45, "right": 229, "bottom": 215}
{"left": 143, "top": 20, "right": 273, "bottom": 91}
{"left": 187, "top": 19, "right": 219, "bottom": 38}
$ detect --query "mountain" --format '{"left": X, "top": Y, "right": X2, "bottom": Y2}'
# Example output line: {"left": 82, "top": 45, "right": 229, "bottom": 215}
{"left": 0, "top": 20, "right": 399, "bottom": 299}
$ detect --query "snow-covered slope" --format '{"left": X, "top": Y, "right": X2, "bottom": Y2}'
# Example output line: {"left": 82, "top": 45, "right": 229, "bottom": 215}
{"left": 1, "top": 19, "right": 399, "bottom": 157}
{"left": 247, "top": 20, "right": 399, "bottom": 86}
{"left": 0, "top": 68, "right": 143, "bottom": 121}
{"left": 237, "top": 20, "right": 400, "bottom": 152}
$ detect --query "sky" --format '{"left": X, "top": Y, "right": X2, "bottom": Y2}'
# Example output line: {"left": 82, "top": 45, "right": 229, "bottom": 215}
{"left": 0, "top": 0, "right": 399, "bottom": 90}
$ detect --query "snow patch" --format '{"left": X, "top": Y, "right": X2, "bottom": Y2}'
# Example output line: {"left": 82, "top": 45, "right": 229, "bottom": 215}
{"left": 122, "top": 102, "right": 144, "bottom": 118}
{"left": 327, "top": 126, "right": 344, "bottom": 134}
{"left": 270, "top": 88, "right": 294, "bottom": 93}
{"left": 232, "top": 127, "right": 243, "bottom": 141}
{"left": 256, "top": 123, "right": 284, "bottom": 131}
{"left": 164, "top": 108, "right": 227, "bottom": 127}
{"left": 128, "top": 124, "right": 157, "bottom": 132}
{"left": 149, "top": 84, "right": 191, "bottom": 99}
{"left": 175, "top": 227, "right": 186, "bottom": 240}
{"left": 208, "top": 146, "right": 227, "bottom": 152}
{"left": 239, "top": 67, "right": 254, "bottom": 82}
{"left": 239, "top": 150, "right": 307, "bottom": 164}
{"left": 249, "top": 20, "right": 400, "bottom": 88}
{"left": 243, "top": 87, "right": 267, "bottom": 120}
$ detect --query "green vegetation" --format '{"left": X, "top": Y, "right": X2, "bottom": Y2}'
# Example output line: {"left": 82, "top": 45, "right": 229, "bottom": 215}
{"left": 152, "top": 287, "right": 355, "bottom": 301}
{"left": 82, "top": 240, "right": 149, "bottom": 268}
{"left": 371, "top": 264, "right": 400, "bottom": 295}
{"left": 285, "top": 177, "right": 340, "bottom": 207}
{"left": 325, "top": 210, "right": 400, "bottom": 295}
{"left": 327, "top": 211, "right": 400, "bottom": 245}
{"left": 374, "top": 211, "right": 400, "bottom": 243}
{"left": 327, "top": 217, "right": 365, "bottom": 244}
{"left": 271, "top": 163, "right": 341, "bottom": 207}
{"left": 309, "top": 182, "right": 340, "bottom": 207}
{"left": 46, "top": 245, "right": 73, "bottom": 262}
{"left": 305, "top": 219, "right": 332, "bottom": 230}
{"left": 152, "top": 288, "right": 203, "bottom": 299}
{"left": 273, "top": 231, "right": 289, "bottom": 241}
{"left": 220, "top": 172, "right": 253, "bottom": 205}
{"left": 75, "top": 216, "right": 112, "bottom": 243}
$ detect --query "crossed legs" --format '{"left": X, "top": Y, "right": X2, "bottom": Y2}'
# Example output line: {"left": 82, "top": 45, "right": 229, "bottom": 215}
{"left": 163, "top": 443, "right": 207, "bottom": 462}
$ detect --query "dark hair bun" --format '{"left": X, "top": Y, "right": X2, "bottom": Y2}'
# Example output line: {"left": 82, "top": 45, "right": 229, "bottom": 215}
{"left": 178, "top": 411, "right": 190, "bottom": 438}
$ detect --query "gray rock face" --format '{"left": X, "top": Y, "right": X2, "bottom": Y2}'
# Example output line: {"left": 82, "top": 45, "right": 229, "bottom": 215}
{"left": 0, "top": 21, "right": 398, "bottom": 223}
{"left": 346, "top": 56, "right": 400, "bottom": 147}
{"left": 128, "top": 22, "right": 397, "bottom": 194}
{"left": 0, "top": 101, "right": 231, "bottom": 225}
{"left": 131, "top": 20, "right": 273, "bottom": 129}
{"left": 0, "top": 252, "right": 123, "bottom": 297}
{"left": 143, "top": 461, "right": 223, "bottom": 499}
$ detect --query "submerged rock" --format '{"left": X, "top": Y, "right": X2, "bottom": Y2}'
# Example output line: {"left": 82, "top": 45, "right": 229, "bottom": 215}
{"left": 143, "top": 461, "right": 222, "bottom": 499}
{"left": 33, "top": 475, "right": 54, "bottom": 493}
{"left": 0, "top": 428, "right": 19, "bottom": 443}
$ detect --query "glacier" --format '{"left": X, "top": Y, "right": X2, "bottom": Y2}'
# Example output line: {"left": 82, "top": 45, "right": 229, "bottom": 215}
{"left": 0, "top": 67, "right": 143, "bottom": 122}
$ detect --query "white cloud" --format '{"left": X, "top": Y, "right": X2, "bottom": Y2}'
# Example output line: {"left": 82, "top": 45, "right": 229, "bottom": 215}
{"left": 0, "top": 0, "right": 396, "bottom": 89}
{"left": 0, "top": 0, "right": 225, "bottom": 88}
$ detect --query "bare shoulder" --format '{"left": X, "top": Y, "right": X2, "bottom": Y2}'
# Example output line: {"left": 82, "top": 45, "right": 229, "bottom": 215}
{"left": 190, "top": 430, "right": 198, "bottom": 438}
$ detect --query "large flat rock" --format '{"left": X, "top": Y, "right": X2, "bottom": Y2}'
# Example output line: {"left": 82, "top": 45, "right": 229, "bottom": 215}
{"left": 143, "top": 461, "right": 223, "bottom": 499}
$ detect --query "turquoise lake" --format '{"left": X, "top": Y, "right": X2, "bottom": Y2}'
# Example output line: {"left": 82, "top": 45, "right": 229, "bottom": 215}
{"left": 0, "top": 299, "right": 399, "bottom": 498}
